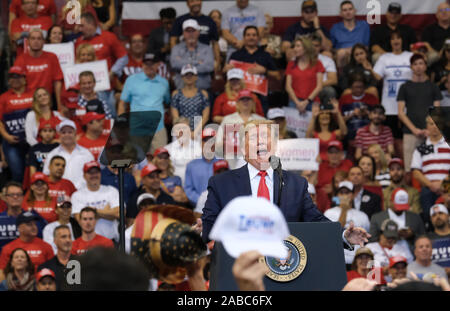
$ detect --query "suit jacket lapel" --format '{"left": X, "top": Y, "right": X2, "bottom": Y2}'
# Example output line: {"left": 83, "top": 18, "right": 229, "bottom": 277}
{"left": 233, "top": 164, "right": 252, "bottom": 196}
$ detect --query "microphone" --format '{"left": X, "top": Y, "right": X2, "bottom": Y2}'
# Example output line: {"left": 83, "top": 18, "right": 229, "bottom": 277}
{"left": 269, "top": 155, "right": 281, "bottom": 171}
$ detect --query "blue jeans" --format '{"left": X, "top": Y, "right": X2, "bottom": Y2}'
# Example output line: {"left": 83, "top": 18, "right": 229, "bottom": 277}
{"left": 2, "top": 140, "right": 28, "bottom": 183}
{"left": 420, "top": 186, "right": 440, "bottom": 230}
{"left": 288, "top": 98, "right": 313, "bottom": 111}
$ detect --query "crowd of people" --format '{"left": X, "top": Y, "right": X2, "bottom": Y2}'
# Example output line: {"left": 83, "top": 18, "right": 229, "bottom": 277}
{"left": 0, "top": 0, "right": 449, "bottom": 291}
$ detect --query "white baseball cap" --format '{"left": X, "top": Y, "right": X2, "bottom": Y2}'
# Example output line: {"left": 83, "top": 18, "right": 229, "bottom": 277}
{"left": 391, "top": 188, "right": 409, "bottom": 211}
{"left": 182, "top": 19, "right": 200, "bottom": 31}
{"left": 307, "top": 183, "right": 316, "bottom": 195}
{"left": 56, "top": 119, "right": 77, "bottom": 132}
{"left": 267, "top": 108, "right": 285, "bottom": 120}
{"left": 137, "top": 193, "right": 155, "bottom": 207}
{"left": 181, "top": 64, "right": 198, "bottom": 76}
{"left": 430, "top": 204, "right": 448, "bottom": 217}
{"left": 209, "top": 196, "right": 290, "bottom": 258}
{"left": 337, "top": 181, "right": 353, "bottom": 192}
{"left": 227, "top": 68, "right": 244, "bottom": 80}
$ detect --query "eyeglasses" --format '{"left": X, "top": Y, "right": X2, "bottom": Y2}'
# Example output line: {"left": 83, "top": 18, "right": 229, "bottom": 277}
{"left": 6, "top": 193, "right": 23, "bottom": 198}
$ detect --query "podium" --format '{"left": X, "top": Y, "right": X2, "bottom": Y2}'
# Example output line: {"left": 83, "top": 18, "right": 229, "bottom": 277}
{"left": 209, "top": 222, "right": 348, "bottom": 291}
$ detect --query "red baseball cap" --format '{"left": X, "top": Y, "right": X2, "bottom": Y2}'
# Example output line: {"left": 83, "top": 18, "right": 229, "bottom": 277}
{"left": 237, "top": 89, "right": 253, "bottom": 101}
{"left": 391, "top": 188, "right": 410, "bottom": 211}
{"left": 202, "top": 127, "right": 216, "bottom": 139}
{"left": 389, "top": 256, "right": 407, "bottom": 268}
{"left": 154, "top": 147, "right": 170, "bottom": 158}
{"left": 81, "top": 112, "right": 105, "bottom": 126}
{"left": 62, "top": 91, "right": 80, "bottom": 109}
{"left": 9, "top": 66, "right": 26, "bottom": 76}
{"left": 83, "top": 161, "right": 101, "bottom": 173}
{"left": 36, "top": 268, "right": 56, "bottom": 282}
{"left": 327, "top": 140, "right": 343, "bottom": 151}
{"left": 31, "top": 172, "right": 48, "bottom": 185}
{"left": 141, "top": 163, "right": 161, "bottom": 178}
{"left": 213, "top": 160, "right": 229, "bottom": 173}
{"left": 38, "top": 119, "right": 56, "bottom": 132}
{"left": 388, "top": 158, "right": 404, "bottom": 169}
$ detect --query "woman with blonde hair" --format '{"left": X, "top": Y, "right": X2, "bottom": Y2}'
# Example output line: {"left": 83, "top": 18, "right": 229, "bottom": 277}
{"left": 367, "top": 144, "right": 391, "bottom": 188}
{"left": 25, "top": 88, "right": 63, "bottom": 146}
{"left": 212, "top": 68, "right": 264, "bottom": 124}
{"left": 76, "top": 43, "right": 97, "bottom": 63}
{"left": 285, "top": 36, "right": 324, "bottom": 112}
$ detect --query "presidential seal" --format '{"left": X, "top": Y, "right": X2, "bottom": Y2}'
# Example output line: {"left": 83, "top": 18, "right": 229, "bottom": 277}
{"left": 260, "top": 235, "right": 307, "bottom": 282}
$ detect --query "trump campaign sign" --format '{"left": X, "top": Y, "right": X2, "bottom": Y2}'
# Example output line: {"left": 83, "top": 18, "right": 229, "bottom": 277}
{"left": 43, "top": 42, "right": 75, "bottom": 69}
{"left": 432, "top": 238, "right": 450, "bottom": 268}
{"left": 63, "top": 60, "right": 110, "bottom": 91}
{"left": 229, "top": 60, "right": 268, "bottom": 96}
{"left": 276, "top": 138, "right": 319, "bottom": 171}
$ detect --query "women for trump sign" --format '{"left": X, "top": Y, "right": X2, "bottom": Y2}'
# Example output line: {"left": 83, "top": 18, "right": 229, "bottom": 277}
{"left": 276, "top": 138, "right": 319, "bottom": 171}
{"left": 63, "top": 60, "right": 111, "bottom": 91}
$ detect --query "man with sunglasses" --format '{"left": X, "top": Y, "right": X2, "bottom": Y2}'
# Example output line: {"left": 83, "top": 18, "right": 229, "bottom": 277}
{"left": 281, "top": 0, "right": 332, "bottom": 60}
{"left": 0, "top": 181, "right": 46, "bottom": 253}
{"left": 42, "top": 198, "right": 81, "bottom": 254}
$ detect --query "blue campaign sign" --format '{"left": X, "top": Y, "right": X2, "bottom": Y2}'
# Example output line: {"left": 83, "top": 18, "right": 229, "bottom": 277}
{"left": 432, "top": 238, "right": 450, "bottom": 268}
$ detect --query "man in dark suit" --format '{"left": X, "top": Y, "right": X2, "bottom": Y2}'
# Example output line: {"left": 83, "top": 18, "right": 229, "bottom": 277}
{"left": 147, "top": 7, "right": 176, "bottom": 62}
{"left": 201, "top": 120, "right": 370, "bottom": 248}
{"left": 348, "top": 166, "right": 382, "bottom": 219}
{"left": 369, "top": 188, "right": 425, "bottom": 250}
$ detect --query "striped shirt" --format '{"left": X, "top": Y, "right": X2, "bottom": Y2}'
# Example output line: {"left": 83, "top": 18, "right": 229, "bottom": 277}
{"left": 411, "top": 137, "right": 450, "bottom": 181}
{"left": 354, "top": 125, "right": 394, "bottom": 154}
{"left": 375, "top": 170, "right": 391, "bottom": 188}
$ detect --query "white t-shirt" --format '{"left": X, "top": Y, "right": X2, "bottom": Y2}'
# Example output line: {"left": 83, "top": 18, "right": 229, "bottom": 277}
{"left": 373, "top": 51, "right": 413, "bottom": 115}
{"left": 282, "top": 107, "right": 312, "bottom": 138}
{"left": 164, "top": 138, "right": 202, "bottom": 187}
{"left": 366, "top": 240, "right": 414, "bottom": 267}
{"left": 43, "top": 144, "right": 95, "bottom": 190}
{"left": 324, "top": 207, "right": 370, "bottom": 264}
{"left": 71, "top": 185, "right": 120, "bottom": 241}
{"left": 42, "top": 221, "right": 75, "bottom": 254}
{"left": 194, "top": 190, "right": 208, "bottom": 215}
{"left": 318, "top": 54, "right": 337, "bottom": 82}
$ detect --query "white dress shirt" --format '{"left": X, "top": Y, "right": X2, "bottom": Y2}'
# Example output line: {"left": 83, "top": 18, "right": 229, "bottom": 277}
{"left": 43, "top": 144, "right": 95, "bottom": 189}
{"left": 353, "top": 188, "right": 364, "bottom": 211}
{"left": 164, "top": 138, "right": 202, "bottom": 186}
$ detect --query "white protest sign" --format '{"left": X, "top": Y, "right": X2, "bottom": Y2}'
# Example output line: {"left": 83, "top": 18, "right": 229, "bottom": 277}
{"left": 282, "top": 107, "right": 312, "bottom": 139}
{"left": 43, "top": 42, "right": 75, "bottom": 68}
{"left": 63, "top": 60, "right": 110, "bottom": 91}
{"left": 276, "top": 138, "right": 319, "bottom": 171}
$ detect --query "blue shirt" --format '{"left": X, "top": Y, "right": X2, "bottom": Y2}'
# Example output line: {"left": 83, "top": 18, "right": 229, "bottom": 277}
{"left": 101, "top": 167, "right": 138, "bottom": 206}
{"left": 120, "top": 72, "right": 170, "bottom": 132}
{"left": 184, "top": 157, "right": 219, "bottom": 204}
{"left": 161, "top": 175, "right": 183, "bottom": 193}
{"left": 330, "top": 20, "right": 370, "bottom": 49}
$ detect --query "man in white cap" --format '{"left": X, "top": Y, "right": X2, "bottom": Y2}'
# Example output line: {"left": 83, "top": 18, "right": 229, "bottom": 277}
{"left": 170, "top": 19, "right": 214, "bottom": 90}
{"left": 370, "top": 188, "right": 425, "bottom": 246}
{"left": 427, "top": 204, "right": 450, "bottom": 278}
{"left": 267, "top": 107, "right": 297, "bottom": 139}
{"left": 43, "top": 120, "right": 95, "bottom": 189}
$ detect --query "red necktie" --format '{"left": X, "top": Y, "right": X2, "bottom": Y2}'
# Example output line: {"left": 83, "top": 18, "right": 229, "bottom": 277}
{"left": 257, "top": 171, "right": 270, "bottom": 201}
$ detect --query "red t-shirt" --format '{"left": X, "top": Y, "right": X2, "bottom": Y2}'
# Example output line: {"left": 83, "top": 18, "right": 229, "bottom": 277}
{"left": 10, "top": 0, "right": 57, "bottom": 18}
{"left": 317, "top": 159, "right": 354, "bottom": 189}
{"left": 47, "top": 178, "right": 77, "bottom": 199}
{"left": 0, "top": 200, "right": 7, "bottom": 213}
{"left": 14, "top": 51, "right": 64, "bottom": 94}
{"left": 346, "top": 269, "right": 386, "bottom": 285}
{"left": 11, "top": 15, "right": 53, "bottom": 56}
{"left": 75, "top": 31, "right": 127, "bottom": 70}
{"left": 21, "top": 197, "right": 58, "bottom": 223}
{"left": 120, "top": 54, "right": 143, "bottom": 84}
{"left": 212, "top": 92, "right": 264, "bottom": 118}
{"left": 285, "top": 60, "right": 325, "bottom": 101}
{"left": 77, "top": 134, "right": 108, "bottom": 161}
{"left": 0, "top": 237, "right": 54, "bottom": 270}
{"left": 0, "top": 89, "right": 33, "bottom": 119}
{"left": 314, "top": 131, "right": 338, "bottom": 162}
{"left": 71, "top": 234, "right": 114, "bottom": 256}
{"left": 338, "top": 93, "right": 379, "bottom": 111}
